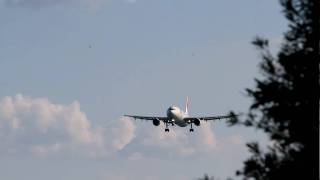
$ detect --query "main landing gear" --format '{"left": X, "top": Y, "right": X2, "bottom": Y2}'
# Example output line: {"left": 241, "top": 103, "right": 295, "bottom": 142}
{"left": 164, "top": 122, "right": 194, "bottom": 132}
{"left": 189, "top": 123, "right": 194, "bottom": 132}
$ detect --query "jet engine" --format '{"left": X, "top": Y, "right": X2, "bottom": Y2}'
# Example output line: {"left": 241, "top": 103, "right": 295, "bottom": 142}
{"left": 153, "top": 119, "right": 160, "bottom": 126}
{"left": 194, "top": 119, "right": 201, "bottom": 126}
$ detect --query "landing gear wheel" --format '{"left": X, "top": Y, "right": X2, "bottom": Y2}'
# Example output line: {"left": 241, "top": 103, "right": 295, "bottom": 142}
{"left": 165, "top": 128, "right": 170, "bottom": 132}
{"left": 189, "top": 128, "right": 194, "bottom": 132}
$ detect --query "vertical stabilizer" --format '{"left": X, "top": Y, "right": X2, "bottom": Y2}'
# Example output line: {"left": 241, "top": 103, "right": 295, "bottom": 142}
{"left": 185, "top": 96, "right": 190, "bottom": 115}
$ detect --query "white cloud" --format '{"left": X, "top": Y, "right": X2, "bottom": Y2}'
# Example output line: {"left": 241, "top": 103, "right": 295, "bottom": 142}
{"left": 0, "top": 94, "right": 135, "bottom": 157}
{"left": 110, "top": 117, "right": 135, "bottom": 151}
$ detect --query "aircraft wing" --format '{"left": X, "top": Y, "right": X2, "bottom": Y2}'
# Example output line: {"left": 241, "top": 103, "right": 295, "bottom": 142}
{"left": 124, "top": 115, "right": 169, "bottom": 122}
{"left": 184, "top": 114, "right": 238, "bottom": 122}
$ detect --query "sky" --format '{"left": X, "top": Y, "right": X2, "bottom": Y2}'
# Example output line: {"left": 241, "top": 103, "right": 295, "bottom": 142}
{"left": 0, "top": 0, "right": 287, "bottom": 180}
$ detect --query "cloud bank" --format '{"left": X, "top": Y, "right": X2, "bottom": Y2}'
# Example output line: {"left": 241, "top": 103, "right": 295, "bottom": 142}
{"left": 0, "top": 94, "right": 224, "bottom": 159}
{"left": 0, "top": 94, "right": 135, "bottom": 157}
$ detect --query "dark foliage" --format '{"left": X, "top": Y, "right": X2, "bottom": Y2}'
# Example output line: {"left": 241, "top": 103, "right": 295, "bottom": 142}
{"left": 228, "top": 0, "right": 319, "bottom": 179}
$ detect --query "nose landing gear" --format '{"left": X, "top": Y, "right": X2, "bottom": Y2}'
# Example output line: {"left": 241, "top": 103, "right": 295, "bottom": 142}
{"left": 165, "top": 122, "right": 170, "bottom": 132}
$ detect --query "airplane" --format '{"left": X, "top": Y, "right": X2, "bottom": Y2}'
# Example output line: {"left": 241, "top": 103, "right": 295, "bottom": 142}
{"left": 124, "top": 97, "right": 238, "bottom": 132}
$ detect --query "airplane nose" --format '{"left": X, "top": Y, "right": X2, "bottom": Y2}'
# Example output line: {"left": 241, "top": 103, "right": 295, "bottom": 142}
{"left": 167, "top": 108, "right": 174, "bottom": 118}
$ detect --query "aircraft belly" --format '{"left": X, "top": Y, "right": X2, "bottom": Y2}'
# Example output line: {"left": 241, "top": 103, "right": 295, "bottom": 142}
{"left": 174, "top": 119, "right": 188, "bottom": 127}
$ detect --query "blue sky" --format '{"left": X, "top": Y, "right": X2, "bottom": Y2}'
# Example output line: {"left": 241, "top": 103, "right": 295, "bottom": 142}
{"left": 0, "top": 0, "right": 287, "bottom": 179}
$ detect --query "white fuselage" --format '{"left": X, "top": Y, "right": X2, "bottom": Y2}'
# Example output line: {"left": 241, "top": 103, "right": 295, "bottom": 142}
{"left": 166, "top": 106, "right": 189, "bottom": 127}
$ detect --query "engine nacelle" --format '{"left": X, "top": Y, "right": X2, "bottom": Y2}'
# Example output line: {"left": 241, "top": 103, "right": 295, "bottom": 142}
{"left": 153, "top": 119, "right": 160, "bottom": 126}
{"left": 194, "top": 119, "right": 201, "bottom": 126}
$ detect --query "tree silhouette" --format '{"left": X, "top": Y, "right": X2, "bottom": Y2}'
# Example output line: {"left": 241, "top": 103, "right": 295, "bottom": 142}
{"left": 227, "top": 0, "right": 319, "bottom": 179}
